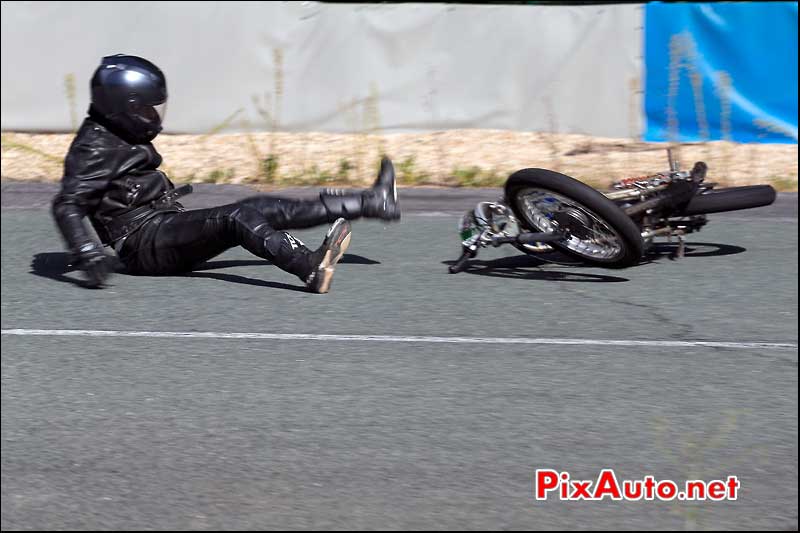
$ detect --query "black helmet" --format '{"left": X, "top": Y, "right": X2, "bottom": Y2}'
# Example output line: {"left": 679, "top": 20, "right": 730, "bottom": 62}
{"left": 90, "top": 54, "right": 167, "bottom": 143}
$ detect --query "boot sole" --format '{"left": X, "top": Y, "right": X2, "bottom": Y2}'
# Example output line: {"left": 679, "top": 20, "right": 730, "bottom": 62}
{"left": 380, "top": 210, "right": 401, "bottom": 222}
{"left": 375, "top": 157, "right": 400, "bottom": 222}
{"left": 309, "top": 222, "right": 352, "bottom": 294}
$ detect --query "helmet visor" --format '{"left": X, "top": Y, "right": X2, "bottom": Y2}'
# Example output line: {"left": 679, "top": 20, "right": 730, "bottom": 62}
{"left": 130, "top": 102, "right": 167, "bottom": 125}
{"left": 154, "top": 102, "right": 167, "bottom": 122}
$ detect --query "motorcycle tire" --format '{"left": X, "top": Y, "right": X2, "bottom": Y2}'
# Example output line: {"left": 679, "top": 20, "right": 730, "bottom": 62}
{"left": 680, "top": 185, "right": 776, "bottom": 216}
{"left": 506, "top": 168, "right": 643, "bottom": 268}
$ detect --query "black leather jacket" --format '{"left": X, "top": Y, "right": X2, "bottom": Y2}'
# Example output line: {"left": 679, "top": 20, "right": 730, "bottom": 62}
{"left": 52, "top": 113, "right": 177, "bottom": 253}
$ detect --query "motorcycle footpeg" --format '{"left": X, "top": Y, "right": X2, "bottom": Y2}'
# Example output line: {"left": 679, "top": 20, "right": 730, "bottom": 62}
{"left": 669, "top": 235, "right": 686, "bottom": 260}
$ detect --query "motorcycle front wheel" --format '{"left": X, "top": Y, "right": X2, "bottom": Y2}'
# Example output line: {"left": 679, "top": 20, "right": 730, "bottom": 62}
{"left": 506, "top": 168, "right": 644, "bottom": 268}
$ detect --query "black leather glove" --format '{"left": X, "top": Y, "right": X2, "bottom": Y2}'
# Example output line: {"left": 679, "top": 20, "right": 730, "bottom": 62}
{"left": 73, "top": 242, "right": 113, "bottom": 288}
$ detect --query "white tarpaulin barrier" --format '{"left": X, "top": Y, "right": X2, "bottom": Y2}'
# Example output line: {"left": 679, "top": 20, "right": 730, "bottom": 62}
{"left": 1, "top": 1, "right": 642, "bottom": 136}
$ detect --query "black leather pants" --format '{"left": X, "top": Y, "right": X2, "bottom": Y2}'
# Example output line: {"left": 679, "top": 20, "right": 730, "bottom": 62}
{"left": 118, "top": 195, "right": 340, "bottom": 279}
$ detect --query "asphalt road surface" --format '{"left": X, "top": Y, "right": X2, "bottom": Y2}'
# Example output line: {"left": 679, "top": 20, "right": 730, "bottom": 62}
{"left": 2, "top": 182, "right": 797, "bottom": 530}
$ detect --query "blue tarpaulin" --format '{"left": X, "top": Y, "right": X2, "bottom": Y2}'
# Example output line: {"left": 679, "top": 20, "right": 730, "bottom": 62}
{"left": 644, "top": 2, "right": 798, "bottom": 143}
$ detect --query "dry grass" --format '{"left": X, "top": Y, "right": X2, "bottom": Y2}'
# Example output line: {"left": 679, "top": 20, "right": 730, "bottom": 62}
{"left": 1, "top": 130, "right": 797, "bottom": 191}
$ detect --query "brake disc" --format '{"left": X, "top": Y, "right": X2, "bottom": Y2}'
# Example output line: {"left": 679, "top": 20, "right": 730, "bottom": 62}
{"left": 552, "top": 208, "right": 592, "bottom": 239}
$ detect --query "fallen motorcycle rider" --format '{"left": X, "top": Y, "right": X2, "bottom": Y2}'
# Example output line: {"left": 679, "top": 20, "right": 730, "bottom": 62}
{"left": 51, "top": 54, "right": 400, "bottom": 293}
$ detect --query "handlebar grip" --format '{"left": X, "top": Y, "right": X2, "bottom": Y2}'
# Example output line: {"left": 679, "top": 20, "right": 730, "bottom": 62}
{"left": 449, "top": 249, "right": 474, "bottom": 274}
{"left": 516, "top": 231, "right": 566, "bottom": 244}
{"left": 516, "top": 233, "right": 546, "bottom": 245}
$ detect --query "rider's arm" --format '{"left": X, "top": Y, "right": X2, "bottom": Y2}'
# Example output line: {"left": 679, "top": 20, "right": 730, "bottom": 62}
{"left": 51, "top": 142, "right": 115, "bottom": 254}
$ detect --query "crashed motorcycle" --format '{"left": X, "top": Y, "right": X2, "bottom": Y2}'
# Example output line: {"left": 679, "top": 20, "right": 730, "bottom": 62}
{"left": 449, "top": 149, "right": 777, "bottom": 273}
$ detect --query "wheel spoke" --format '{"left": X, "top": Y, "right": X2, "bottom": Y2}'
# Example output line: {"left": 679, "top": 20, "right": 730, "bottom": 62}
{"left": 517, "top": 189, "right": 623, "bottom": 261}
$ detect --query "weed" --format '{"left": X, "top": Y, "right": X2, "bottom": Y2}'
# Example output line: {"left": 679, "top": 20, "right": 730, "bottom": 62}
{"left": 260, "top": 154, "right": 279, "bottom": 183}
{"left": 200, "top": 108, "right": 244, "bottom": 141}
{"left": 769, "top": 176, "right": 798, "bottom": 192}
{"left": 202, "top": 168, "right": 236, "bottom": 183}
{"left": 451, "top": 165, "right": 504, "bottom": 187}
{"left": 64, "top": 73, "right": 78, "bottom": 131}
{"left": 1, "top": 135, "right": 62, "bottom": 164}
{"left": 397, "top": 155, "right": 431, "bottom": 185}
{"left": 337, "top": 159, "right": 354, "bottom": 183}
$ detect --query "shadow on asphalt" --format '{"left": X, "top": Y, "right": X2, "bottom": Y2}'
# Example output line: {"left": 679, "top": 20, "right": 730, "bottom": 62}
{"left": 441, "top": 254, "right": 629, "bottom": 283}
{"left": 181, "top": 271, "right": 309, "bottom": 292}
{"left": 441, "top": 241, "right": 748, "bottom": 283}
{"left": 33, "top": 243, "right": 746, "bottom": 290}
{"left": 645, "top": 241, "right": 747, "bottom": 260}
{"left": 30, "top": 252, "right": 381, "bottom": 291}
{"left": 192, "top": 254, "right": 381, "bottom": 271}
{"left": 183, "top": 254, "right": 381, "bottom": 290}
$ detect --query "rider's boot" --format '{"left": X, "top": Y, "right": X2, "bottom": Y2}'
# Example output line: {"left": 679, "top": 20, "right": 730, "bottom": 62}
{"left": 319, "top": 157, "right": 400, "bottom": 222}
{"left": 303, "top": 218, "right": 352, "bottom": 294}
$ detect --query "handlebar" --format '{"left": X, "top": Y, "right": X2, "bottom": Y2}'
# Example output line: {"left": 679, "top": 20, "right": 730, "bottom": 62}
{"left": 491, "top": 231, "right": 566, "bottom": 247}
{"left": 450, "top": 231, "right": 565, "bottom": 274}
{"left": 448, "top": 248, "right": 476, "bottom": 274}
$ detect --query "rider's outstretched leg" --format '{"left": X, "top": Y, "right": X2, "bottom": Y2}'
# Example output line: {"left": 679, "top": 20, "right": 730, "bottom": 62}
{"left": 238, "top": 157, "right": 401, "bottom": 229}
{"left": 119, "top": 204, "right": 351, "bottom": 293}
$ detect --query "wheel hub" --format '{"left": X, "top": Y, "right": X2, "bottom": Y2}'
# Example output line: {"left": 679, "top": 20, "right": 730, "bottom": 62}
{"left": 518, "top": 188, "right": 625, "bottom": 261}
{"left": 552, "top": 208, "right": 592, "bottom": 239}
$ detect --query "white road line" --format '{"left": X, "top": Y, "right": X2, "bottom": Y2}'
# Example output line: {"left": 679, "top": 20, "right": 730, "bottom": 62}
{"left": 1, "top": 329, "right": 797, "bottom": 351}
